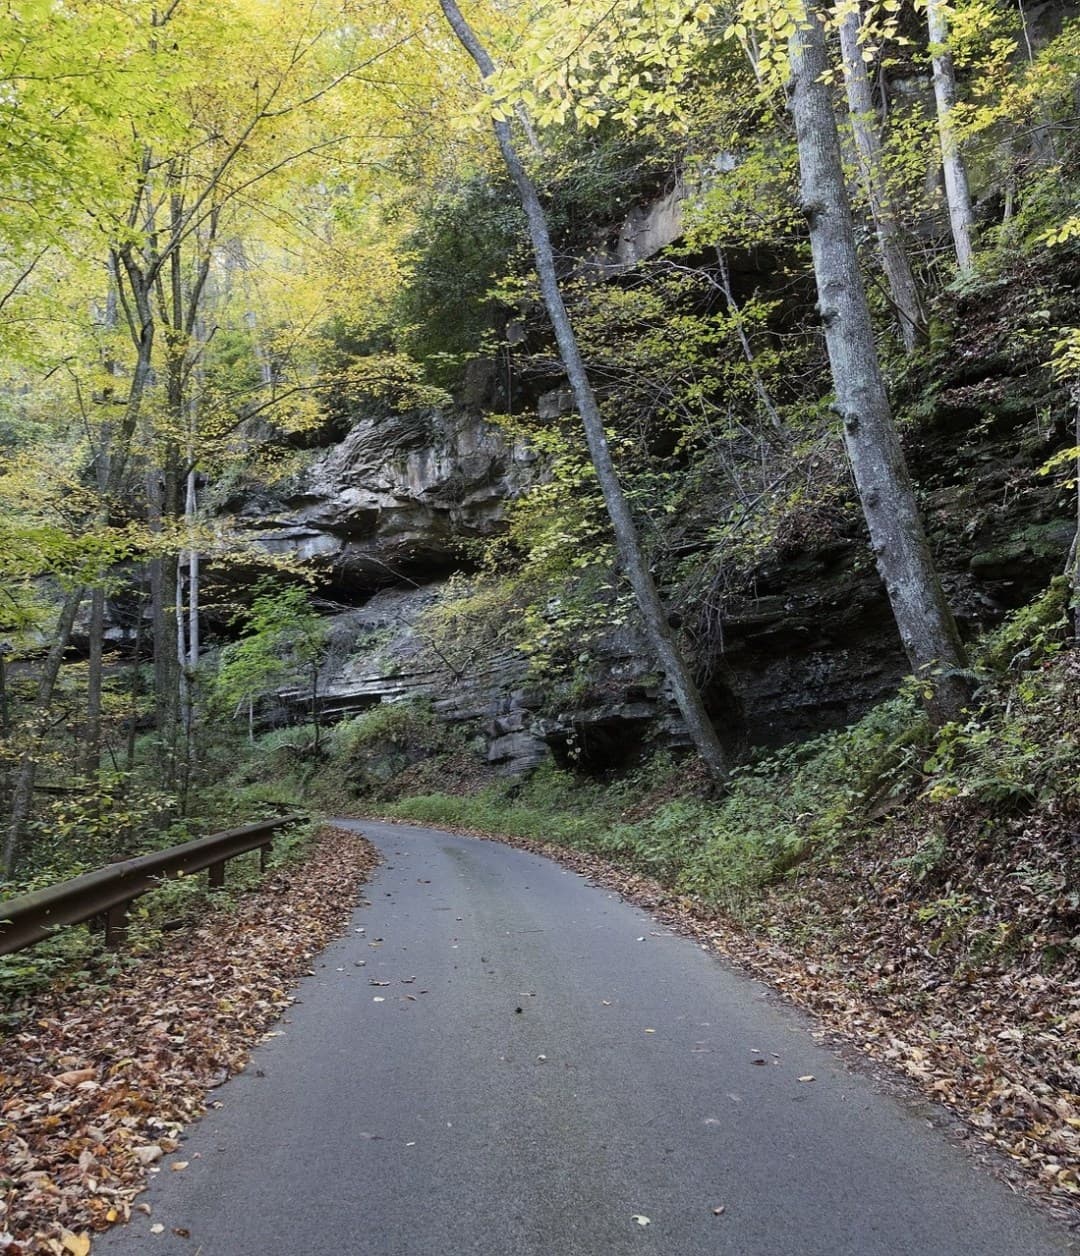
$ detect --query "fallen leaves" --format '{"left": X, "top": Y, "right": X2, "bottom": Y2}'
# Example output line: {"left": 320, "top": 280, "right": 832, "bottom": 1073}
{"left": 630, "top": 1214, "right": 650, "bottom": 1227}
{"left": 51, "top": 1072, "right": 95, "bottom": 1092}
{"left": 0, "top": 826, "right": 379, "bottom": 1253}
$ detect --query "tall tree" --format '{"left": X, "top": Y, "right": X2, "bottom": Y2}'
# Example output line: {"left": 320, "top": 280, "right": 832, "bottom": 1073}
{"left": 787, "top": 0, "right": 970, "bottom": 721}
{"left": 925, "top": 0, "right": 976, "bottom": 271}
{"left": 437, "top": 0, "right": 731, "bottom": 783}
{"left": 837, "top": 2, "right": 926, "bottom": 349}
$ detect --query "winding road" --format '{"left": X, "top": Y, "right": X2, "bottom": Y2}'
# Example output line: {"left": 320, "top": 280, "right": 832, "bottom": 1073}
{"left": 97, "top": 819, "right": 1075, "bottom": 1255}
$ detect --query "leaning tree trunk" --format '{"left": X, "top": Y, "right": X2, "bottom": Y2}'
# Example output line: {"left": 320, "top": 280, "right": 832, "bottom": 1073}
{"left": 438, "top": 0, "right": 729, "bottom": 783}
{"left": 838, "top": 5, "right": 926, "bottom": 350}
{"left": 926, "top": 0, "right": 976, "bottom": 272}
{"left": 1068, "top": 386, "right": 1080, "bottom": 638}
{"left": 789, "top": 1, "right": 971, "bottom": 724}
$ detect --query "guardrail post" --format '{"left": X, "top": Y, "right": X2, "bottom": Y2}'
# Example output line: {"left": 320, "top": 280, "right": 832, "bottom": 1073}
{"left": 0, "top": 813, "right": 301, "bottom": 957}
{"left": 260, "top": 842, "right": 272, "bottom": 872}
{"left": 104, "top": 903, "right": 129, "bottom": 948}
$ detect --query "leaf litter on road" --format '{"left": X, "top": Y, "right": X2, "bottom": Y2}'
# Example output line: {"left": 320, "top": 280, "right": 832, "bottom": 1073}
{"left": 0, "top": 826, "right": 379, "bottom": 1254}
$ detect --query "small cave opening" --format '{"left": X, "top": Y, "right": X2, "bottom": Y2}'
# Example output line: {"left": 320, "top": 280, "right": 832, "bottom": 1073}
{"left": 546, "top": 716, "right": 650, "bottom": 778}
{"left": 702, "top": 672, "right": 747, "bottom": 758}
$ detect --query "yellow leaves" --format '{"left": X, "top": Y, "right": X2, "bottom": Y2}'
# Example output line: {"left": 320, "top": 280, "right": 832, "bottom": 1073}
{"left": 470, "top": 0, "right": 718, "bottom": 130}
{"left": 60, "top": 1232, "right": 91, "bottom": 1256}
{"left": 1040, "top": 217, "right": 1080, "bottom": 249}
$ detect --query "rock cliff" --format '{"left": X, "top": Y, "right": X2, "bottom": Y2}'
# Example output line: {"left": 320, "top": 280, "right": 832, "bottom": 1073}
{"left": 255, "top": 215, "right": 1078, "bottom": 776}
{"left": 236, "top": 406, "right": 538, "bottom": 589}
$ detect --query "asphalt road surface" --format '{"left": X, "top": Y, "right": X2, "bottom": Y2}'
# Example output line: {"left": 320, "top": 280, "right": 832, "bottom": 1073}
{"left": 97, "top": 819, "right": 1076, "bottom": 1256}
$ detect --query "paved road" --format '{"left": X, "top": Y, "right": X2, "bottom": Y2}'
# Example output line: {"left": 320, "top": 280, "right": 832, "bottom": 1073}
{"left": 98, "top": 820, "right": 1075, "bottom": 1256}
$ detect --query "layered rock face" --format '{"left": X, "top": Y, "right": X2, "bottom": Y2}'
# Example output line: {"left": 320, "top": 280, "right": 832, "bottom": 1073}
{"left": 256, "top": 218, "right": 1078, "bottom": 776}
{"left": 262, "top": 345, "right": 1074, "bottom": 773}
{"left": 275, "top": 584, "right": 678, "bottom": 776}
{"left": 239, "top": 407, "right": 539, "bottom": 588}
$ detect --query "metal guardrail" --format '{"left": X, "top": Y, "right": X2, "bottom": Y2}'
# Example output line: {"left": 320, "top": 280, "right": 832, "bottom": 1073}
{"left": 0, "top": 815, "right": 304, "bottom": 956}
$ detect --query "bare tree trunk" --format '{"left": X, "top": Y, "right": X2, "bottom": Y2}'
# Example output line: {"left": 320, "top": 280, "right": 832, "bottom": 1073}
{"left": 175, "top": 467, "right": 200, "bottom": 814}
{"left": 3, "top": 589, "right": 85, "bottom": 876}
{"left": 83, "top": 586, "right": 106, "bottom": 777}
{"left": 838, "top": 5, "right": 926, "bottom": 350}
{"left": 789, "top": 1, "right": 970, "bottom": 724}
{"left": 311, "top": 664, "right": 321, "bottom": 756}
{"left": 175, "top": 551, "right": 190, "bottom": 812}
{"left": 438, "top": 0, "right": 729, "bottom": 782}
{"left": 147, "top": 459, "right": 180, "bottom": 788}
{"left": 85, "top": 274, "right": 122, "bottom": 781}
{"left": 926, "top": 0, "right": 976, "bottom": 272}
{"left": 126, "top": 601, "right": 146, "bottom": 774}
{"left": 0, "top": 650, "right": 9, "bottom": 738}
{"left": 1068, "top": 388, "right": 1080, "bottom": 638}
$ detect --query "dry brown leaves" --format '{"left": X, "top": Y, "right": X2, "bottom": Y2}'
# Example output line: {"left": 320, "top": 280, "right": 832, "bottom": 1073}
{"left": 0, "top": 827, "right": 378, "bottom": 1255}
{"left": 375, "top": 814, "right": 1080, "bottom": 1226}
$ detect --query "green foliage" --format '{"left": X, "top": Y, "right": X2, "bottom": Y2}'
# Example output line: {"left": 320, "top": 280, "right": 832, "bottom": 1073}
{"left": 975, "top": 576, "right": 1071, "bottom": 674}
{"left": 213, "top": 578, "right": 330, "bottom": 724}
{"left": 23, "top": 771, "right": 177, "bottom": 881}
{"left": 921, "top": 646, "right": 1080, "bottom": 811}
{"left": 394, "top": 174, "right": 526, "bottom": 380}
{"left": 329, "top": 701, "right": 443, "bottom": 758}
{"left": 388, "top": 692, "right": 923, "bottom": 906}
{"left": 0, "top": 927, "right": 106, "bottom": 1012}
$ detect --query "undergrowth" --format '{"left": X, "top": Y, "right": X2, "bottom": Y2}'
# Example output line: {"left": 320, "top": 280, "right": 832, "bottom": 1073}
{"left": 0, "top": 818, "right": 318, "bottom": 1011}
{"left": 385, "top": 690, "right": 926, "bottom": 910}
{"left": 386, "top": 584, "right": 1079, "bottom": 942}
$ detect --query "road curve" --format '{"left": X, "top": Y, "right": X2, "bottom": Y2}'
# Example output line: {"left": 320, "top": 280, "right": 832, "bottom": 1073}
{"left": 97, "top": 819, "right": 1075, "bottom": 1256}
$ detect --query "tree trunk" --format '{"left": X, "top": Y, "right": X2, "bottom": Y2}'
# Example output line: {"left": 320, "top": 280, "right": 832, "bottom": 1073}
{"left": 147, "top": 451, "right": 181, "bottom": 789}
{"left": 175, "top": 468, "right": 200, "bottom": 814}
{"left": 926, "top": 0, "right": 976, "bottom": 272}
{"left": 3, "top": 589, "right": 85, "bottom": 876}
{"left": 438, "top": 0, "right": 729, "bottom": 782}
{"left": 311, "top": 664, "right": 321, "bottom": 756}
{"left": 788, "top": 1, "right": 970, "bottom": 724}
{"left": 176, "top": 552, "right": 190, "bottom": 812}
{"left": 125, "top": 596, "right": 146, "bottom": 773}
{"left": 838, "top": 5, "right": 926, "bottom": 350}
{"left": 1068, "top": 388, "right": 1080, "bottom": 638}
{"left": 83, "top": 586, "right": 106, "bottom": 776}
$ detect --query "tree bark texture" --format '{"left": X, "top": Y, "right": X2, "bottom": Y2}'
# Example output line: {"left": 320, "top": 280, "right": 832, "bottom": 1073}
{"left": 926, "top": 0, "right": 976, "bottom": 271}
{"left": 438, "top": 0, "right": 730, "bottom": 782}
{"left": 789, "top": 2, "right": 970, "bottom": 723}
{"left": 838, "top": 6, "right": 926, "bottom": 350}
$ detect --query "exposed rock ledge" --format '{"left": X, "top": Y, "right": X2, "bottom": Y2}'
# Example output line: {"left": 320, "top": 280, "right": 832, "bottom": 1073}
{"left": 276, "top": 584, "right": 684, "bottom": 777}
{"left": 238, "top": 407, "right": 540, "bottom": 589}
